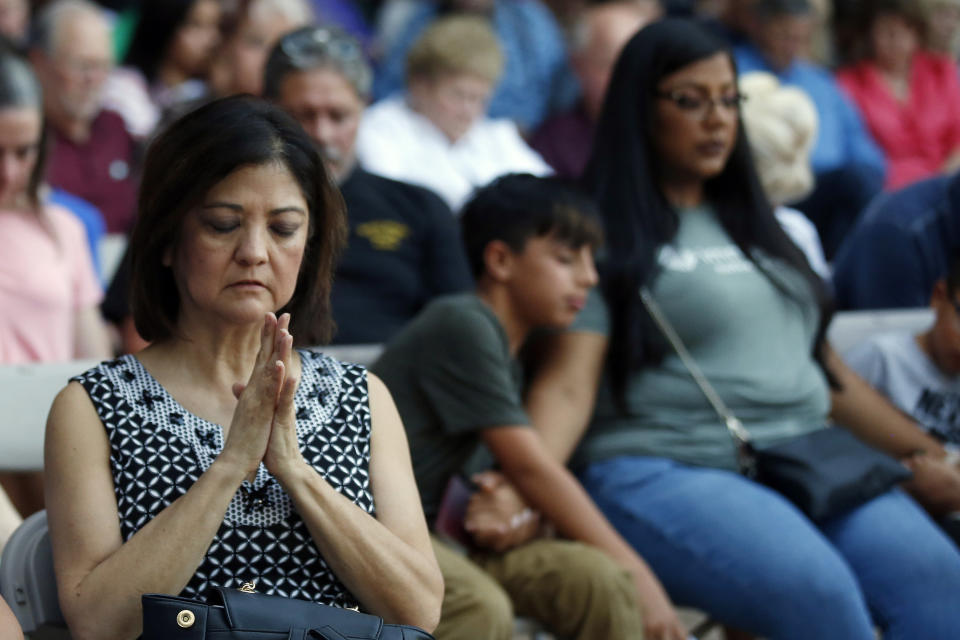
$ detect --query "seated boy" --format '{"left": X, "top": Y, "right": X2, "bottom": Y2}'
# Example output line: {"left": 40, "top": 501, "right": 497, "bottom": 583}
{"left": 371, "top": 174, "right": 684, "bottom": 640}
{"left": 845, "top": 254, "right": 960, "bottom": 519}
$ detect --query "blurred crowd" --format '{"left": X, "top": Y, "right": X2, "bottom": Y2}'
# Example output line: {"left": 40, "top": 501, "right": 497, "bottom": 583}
{"left": 3, "top": 0, "right": 960, "bottom": 638}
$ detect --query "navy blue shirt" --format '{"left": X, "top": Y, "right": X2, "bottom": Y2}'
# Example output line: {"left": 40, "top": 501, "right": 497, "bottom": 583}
{"left": 833, "top": 174, "right": 960, "bottom": 309}
{"left": 331, "top": 167, "right": 473, "bottom": 344}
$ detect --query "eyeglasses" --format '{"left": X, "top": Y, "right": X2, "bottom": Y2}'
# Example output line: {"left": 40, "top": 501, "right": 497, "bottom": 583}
{"left": 655, "top": 90, "right": 746, "bottom": 118}
{"left": 280, "top": 26, "right": 365, "bottom": 68}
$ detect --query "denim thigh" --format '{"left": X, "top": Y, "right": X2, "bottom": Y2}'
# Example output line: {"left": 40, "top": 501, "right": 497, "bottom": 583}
{"left": 820, "top": 489, "right": 960, "bottom": 640}
{"left": 579, "top": 456, "right": 875, "bottom": 640}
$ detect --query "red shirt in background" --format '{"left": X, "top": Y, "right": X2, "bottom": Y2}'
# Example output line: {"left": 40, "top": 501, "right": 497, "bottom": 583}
{"left": 837, "top": 51, "right": 960, "bottom": 190}
{"left": 46, "top": 109, "right": 139, "bottom": 233}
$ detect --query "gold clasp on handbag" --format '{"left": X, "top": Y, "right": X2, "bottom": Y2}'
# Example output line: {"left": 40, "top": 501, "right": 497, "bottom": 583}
{"left": 238, "top": 581, "right": 257, "bottom": 594}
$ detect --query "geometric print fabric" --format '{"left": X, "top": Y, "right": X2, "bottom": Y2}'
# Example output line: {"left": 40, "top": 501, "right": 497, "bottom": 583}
{"left": 71, "top": 349, "right": 374, "bottom": 609}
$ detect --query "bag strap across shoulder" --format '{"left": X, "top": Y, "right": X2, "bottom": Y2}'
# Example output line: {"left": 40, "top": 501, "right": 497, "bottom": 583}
{"left": 638, "top": 287, "right": 756, "bottom": 475}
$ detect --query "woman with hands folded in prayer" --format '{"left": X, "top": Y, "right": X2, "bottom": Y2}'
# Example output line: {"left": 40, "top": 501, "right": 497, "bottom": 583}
{"left": 43, "top": 95, "right": 443, "bottom": 640}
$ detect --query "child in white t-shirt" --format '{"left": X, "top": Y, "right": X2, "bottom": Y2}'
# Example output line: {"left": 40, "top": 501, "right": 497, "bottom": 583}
{"left": 845, "top": 256, "right": 960, "bottom": 450}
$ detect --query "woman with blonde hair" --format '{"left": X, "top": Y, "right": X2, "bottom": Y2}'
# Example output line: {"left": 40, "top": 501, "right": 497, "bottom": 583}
{"left": 740, "top": 71, "right": 829, "bottom": 278}
{"left": 356, "top": 15, "right": 550, "bottom": 212}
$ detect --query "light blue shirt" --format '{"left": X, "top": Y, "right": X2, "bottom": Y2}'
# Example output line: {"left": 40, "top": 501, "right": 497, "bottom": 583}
{"left": 735, "top": 43, "right": 886, "bottom": 178}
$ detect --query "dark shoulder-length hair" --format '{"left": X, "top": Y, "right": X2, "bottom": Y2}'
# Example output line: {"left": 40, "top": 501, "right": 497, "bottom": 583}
{"left": 124, "top": 0, "right": 199, "bottom": 82}
{"left": 583, "top": 18, "right": 834, "bottom": 408}
{"left": 129, "top": 94, "right": 347, "bottom": 345}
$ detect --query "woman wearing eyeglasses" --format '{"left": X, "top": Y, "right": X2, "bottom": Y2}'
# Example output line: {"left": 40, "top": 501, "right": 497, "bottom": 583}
{"left": 43, "top": 96, "right": 443, "bottom": 640}
{"left": 526, "top": 19, "right": 960, "bottom": 640}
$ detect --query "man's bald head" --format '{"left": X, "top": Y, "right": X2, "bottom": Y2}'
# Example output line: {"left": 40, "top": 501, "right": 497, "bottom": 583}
{"left": 572, "top": 1, "right": 660, "bottom": 119}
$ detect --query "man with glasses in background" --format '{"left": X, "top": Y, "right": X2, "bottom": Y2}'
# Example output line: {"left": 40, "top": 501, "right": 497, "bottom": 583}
{"left": 263, "top": 25, "right": 472, "bottom": 345}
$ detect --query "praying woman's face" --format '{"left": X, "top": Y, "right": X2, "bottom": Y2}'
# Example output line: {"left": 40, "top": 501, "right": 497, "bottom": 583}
{"left": 164, "top": 162, "right": 309, "bottom": 329}
{"left": 0, "top": 106, "right": 40, "bottom": 210}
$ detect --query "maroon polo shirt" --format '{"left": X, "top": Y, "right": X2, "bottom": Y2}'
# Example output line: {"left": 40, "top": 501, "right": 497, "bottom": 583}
{"left": 46, "top": 109, "right": 139, "bottom": 233}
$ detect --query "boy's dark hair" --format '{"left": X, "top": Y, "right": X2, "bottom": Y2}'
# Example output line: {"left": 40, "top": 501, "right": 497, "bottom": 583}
{"left": 947, "top": 253, "right": 960, "bottom": 297}
{"left": 460, "top": 173, "right": 603, "bottom": 280}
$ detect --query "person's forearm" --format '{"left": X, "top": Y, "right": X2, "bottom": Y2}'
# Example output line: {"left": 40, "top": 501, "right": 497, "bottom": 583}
{"left": 278, "top": 462, "right": 442, "bottom": 630}
{"left": 525, "top": 333, "right": 607, "bottom": 463}
{"left": 502, "top": 455, "right": 659, "bottom": 586}
{"left": 61, "top": 459, "right": 246, "bottom": 640}
{"left": 73, "top": 307, "right": 114, "bottom": 360}
{"left": 828, "top": 347, "right": 945, "bottom": 459}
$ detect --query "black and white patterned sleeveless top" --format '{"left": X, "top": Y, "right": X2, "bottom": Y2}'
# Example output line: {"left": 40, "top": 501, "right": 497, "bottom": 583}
{"left": 71, "top": 349, "right": 375, "bottom": 608}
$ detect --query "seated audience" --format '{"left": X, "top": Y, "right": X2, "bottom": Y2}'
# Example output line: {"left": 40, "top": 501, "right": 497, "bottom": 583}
{"left": 527, "top": 19, "right": 960, "bottom": 638}
{"left": 735, "top": 0, "right": 886, "bottom": 257}
{"left": 372, "top": 174, "right": 685, "bottom": 640}
{"left": 28, "top": 0, "right": 139, "bottom": 233}
{"left": 739, "top": 72, "right": 829, "bottom": 279}
{"left": 44, "top": 96, "right": 443, "bottom": 640}
{"left": 838, "top": 0, "right": 960, "bottom": 190}
{"left": 47, "top": 188, "right": 106, "bottom": 282}
{"left": 266, "top": 25, "right": 473, "bottom": 344}
{"left": 0, "top": 48, "right": 110, "bottom": 519}
{"left": 833, "top": 172, "right": 960, "bottom": 309}
{"left": 530, "top": 0, "right": 657, "bottom": 179}
{"left": 845, "top": 256, "right": 960, "bottom": 476}
{"left": 104, "top": 0, "right": 221, "bottom": 139}
{"left": 373, "top": 0, "right": 572, "bottom": 132}
{"left": 310, "top": 0, "right": 373, "bottom": 49}
{"left": 357, "top": 15, "right": 551, "bottom": 212}
{"left": 209, "top": 0, "right": 315, "bottom": 98}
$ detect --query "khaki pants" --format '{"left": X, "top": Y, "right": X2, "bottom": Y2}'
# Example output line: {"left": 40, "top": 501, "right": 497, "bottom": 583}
{"left": 431, "top": 536, "right": 644, "bottom": 640}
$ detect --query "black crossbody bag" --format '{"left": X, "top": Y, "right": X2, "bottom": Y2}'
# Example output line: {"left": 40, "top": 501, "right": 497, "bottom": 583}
{"left": 640, "top": 288, "right": 911, "bottom": 522}
{"left": 141, "top": 583, "right": 435, "bottom": 640}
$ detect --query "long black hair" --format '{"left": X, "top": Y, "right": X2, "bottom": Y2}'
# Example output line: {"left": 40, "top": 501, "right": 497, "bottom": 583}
{"left": 124, "top": 0, "right": 200, "bottom": 82}
{"left": 583, "top": 18, "right": 835, "bottom": 409}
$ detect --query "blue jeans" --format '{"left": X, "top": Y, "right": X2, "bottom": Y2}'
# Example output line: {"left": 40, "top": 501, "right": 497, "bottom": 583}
{"left": 579, "top": 456, "right": 960, "bottom": 640}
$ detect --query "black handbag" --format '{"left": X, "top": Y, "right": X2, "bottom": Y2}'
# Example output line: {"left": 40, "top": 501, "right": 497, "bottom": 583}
{"left": 141, "top": 584, "right": 436, "bottom": 640}
{"left": 639, "top": 288, "right": 911, "bottom": 522}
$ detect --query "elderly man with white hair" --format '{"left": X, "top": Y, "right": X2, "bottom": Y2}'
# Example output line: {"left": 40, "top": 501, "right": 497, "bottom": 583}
{"left": 29, "top": 0, "right": 139, "bottom": 233}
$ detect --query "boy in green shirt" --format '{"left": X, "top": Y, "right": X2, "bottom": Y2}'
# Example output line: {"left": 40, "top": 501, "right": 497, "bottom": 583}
{"left": 372, "top": 175, "right": 684, "bottom": 640}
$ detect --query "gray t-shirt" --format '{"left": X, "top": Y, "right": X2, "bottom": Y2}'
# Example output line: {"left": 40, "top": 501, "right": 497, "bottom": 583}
{"left": 845, "top": 332, "right": 960, "bottom": 444}
{"left": 572, "top": 206, "right": 830, "bottom": 470}
{"left": 371, "top": 293, "right": 528, "bottom": 519}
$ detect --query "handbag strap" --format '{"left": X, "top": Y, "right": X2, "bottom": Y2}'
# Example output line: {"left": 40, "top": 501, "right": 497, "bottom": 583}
{"left": 639, "top": 287, "right": 757, "bottom": 475}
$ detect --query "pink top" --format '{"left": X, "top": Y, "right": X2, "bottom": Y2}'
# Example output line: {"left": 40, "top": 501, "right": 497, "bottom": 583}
{"left": 837, "top": 52, "right": 960, "bottom": 190}
{"left": 0, "top": 205, "right": 103, "bottom": 363}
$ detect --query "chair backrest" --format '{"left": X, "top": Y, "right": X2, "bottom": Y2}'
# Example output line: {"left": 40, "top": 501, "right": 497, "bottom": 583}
{"left": 828, "top": 308, "right": 934, "bottom": 355}
{"left": 0, "top": 511, "right": 64, "bottom": 633}
{"left": 0, "top": 360, "right": 99, "bottom": 472}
